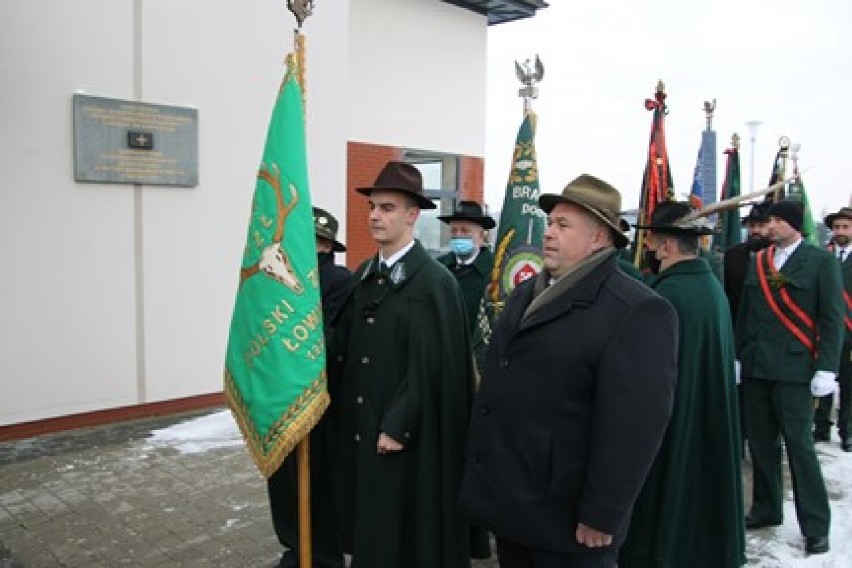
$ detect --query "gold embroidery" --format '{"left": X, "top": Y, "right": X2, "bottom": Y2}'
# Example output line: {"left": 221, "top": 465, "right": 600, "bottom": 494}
{"left": 224, "top": 369, "right": 330, "bottom": 479}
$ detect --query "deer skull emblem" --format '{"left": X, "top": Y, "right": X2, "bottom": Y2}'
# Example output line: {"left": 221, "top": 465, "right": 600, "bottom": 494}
{"left": 240, "top": 163, "right": 304, "bottom": 293}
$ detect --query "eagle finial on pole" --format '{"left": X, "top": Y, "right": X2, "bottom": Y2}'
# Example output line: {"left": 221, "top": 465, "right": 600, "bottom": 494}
{"left": 516, "top": 54, "right": 544, "bottom": 114}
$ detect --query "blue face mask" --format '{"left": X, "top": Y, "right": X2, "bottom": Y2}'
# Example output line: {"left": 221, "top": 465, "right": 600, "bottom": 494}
{"left": 450, "top": 237, "right": 476, "bottom": 256}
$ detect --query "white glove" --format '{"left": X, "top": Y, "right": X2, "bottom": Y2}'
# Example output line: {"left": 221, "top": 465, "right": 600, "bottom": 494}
{"left": 810, "top": 370, "right": 838, "bottom": 397}
{"left": 734, "top": 360, "right": 741, "bottom": 385}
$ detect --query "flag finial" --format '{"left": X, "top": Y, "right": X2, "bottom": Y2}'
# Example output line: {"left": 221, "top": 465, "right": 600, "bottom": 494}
{"left": 287, "top": 0, "right": 315, "bottom": 28}
{"left": 703, "top": 99, "right": 716, "bottom": 130}
{"left": 790, "top": 142, "right": 801, "bottom": 175}
{"left": 515, "top": 55, "right": 544, "bottom": 114}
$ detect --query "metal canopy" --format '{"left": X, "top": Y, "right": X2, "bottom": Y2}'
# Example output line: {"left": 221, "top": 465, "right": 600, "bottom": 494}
{"left": 443, "top": 0, "right": 549, "bottom": 25}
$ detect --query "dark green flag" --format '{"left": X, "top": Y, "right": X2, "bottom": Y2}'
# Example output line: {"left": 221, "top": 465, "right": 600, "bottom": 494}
{"left": 488, "top": 111, "right": 545, "bottom": 306}
{"left": 713, "top": 144, "right": 742, "bottom": 251}
{"left": 472, "top": 111, "right": 544, "bottom": 366}
{"left": 224, "top": 55, "right": 328, "bottom": 478}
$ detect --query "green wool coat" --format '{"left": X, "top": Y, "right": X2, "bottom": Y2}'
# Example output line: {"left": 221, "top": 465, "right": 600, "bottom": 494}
{"left": 620, "top": 258, "right": 745, "bottom": 568}
{"left": 328, "top": 241, "right": 476, "bottom": 568}
{"left": 736, "top": 242, "right": 844, "bottom": 381}
{"left": 617, "top": 256, "right": 644, "bottom": 281}
{"left": 437, "top": 247, "right": 494, "bottom": 334}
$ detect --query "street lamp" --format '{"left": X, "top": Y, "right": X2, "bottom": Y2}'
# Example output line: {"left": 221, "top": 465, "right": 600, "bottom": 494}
{"left": 745, "top": 120, "right": 762, "bottom": 193}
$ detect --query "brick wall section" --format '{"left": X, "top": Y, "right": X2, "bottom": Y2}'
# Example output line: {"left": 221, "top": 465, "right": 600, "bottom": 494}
{"left": 345, "top": 143, "right": 485, "bottom": 270}
{"left": 346, "top": 142, "right": 403, "bottom": 269}
{"left": 459, "top": 155, "right": 484, "bottom": 204}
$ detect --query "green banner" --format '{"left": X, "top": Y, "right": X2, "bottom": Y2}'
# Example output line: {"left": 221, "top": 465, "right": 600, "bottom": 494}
{"left": 224, "top": 56, "right": 328, "bottom": 478}
{"left": 488, "top": 111, "right": 545, "bottom": 305}
{"left": 713, "top": 146, "right": 742, "bottom": 251}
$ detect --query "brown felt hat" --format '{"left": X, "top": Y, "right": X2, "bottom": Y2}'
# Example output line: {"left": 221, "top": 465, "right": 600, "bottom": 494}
{"left": 313, "top": 207, "right": 346, "bottom": 252}
{"left": 825, "top": 206, "right": 852, "bottom": 228}
{"left": 539, "top": 174, "right": 629, "bottom": 248}
{"left": 356, "top": 161, "right": 436, "bottom": 209}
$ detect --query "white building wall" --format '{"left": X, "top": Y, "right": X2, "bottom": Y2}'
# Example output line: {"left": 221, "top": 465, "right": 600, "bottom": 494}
{"left": 348, "top": 0, "right": 487, "bottom": 156}
{"left": 0, "top": 1, "right": 139, "bottom": 424}
{"left": 0, "top": 0, "right": 483, "bottom": 426}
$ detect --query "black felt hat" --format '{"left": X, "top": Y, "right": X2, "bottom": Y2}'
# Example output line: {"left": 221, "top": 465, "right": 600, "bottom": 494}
{"left": 437, "top": 201, "right": 496, "bottom": 229}
{"left": 633, "top": 201, "right": 715, "bottom": 235}
{"left": 741, "top": 202, "right": 771, "bottom": 224}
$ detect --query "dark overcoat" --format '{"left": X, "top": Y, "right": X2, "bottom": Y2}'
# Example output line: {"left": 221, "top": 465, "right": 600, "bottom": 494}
{"left": 813, "top": 248, "right": 852, "bottom": 439}
{"left": 267, "top": 252, "right": 352, "bottom": 566}
{"left": 723, "top": 242, "right": 750, "bottom": 325}
{"left": 329, "top": 241, "right": 475, "bottom": 568}
{"left": 459, "top": 253, "right": 678, "bottom": 555}
{"left": 619, "top": 258, "right": 745, "bottom": 568}
{"left": 316, "top": 251, "right": 354, "bottom": 331}
{"left": 437, "top": 246, "right": 494, "bottom": 334}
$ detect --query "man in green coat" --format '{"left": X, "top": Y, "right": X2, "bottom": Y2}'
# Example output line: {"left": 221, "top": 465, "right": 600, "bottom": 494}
{"left": 328, "top": 161, "right": 476, "bottom": 568}
{"left": 736, "top": 199, "right": 844, "bottom": 556}
{"left": 815, "top": 206, "right": 852, "bottom": 451}
{"left": 436, "top": 200, "right": 495, "bottom": 559}
{"left": 437, "top": 200, "right": 495, "bottom": 335}
{"left": 620, "top": 202, "right": 745, "bottom": 568}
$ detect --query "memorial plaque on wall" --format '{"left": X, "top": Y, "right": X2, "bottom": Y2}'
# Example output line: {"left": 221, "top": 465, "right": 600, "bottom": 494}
{"left": 73, "top": 94, "right": 198, "bottom": 187}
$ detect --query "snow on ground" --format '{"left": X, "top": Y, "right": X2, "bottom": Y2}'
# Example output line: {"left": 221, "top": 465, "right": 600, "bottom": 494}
{"left": 142, "top": 409, "right": 243, "bottom": 454}
{"left": 747, "top": 435, "right": 851, "bottom": 568}
{"left": 149, "top": 410, "right": 852, "bottom": 565}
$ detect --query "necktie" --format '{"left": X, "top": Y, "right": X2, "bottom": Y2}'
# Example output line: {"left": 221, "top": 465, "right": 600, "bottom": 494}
{"left": 378, "top": 261, "right": 391, "bottom": 276}
{"left": 839, "top": 249, "right": 846, "bottom": 262}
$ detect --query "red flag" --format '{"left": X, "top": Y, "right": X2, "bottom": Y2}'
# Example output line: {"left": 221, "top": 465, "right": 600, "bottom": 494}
{"left": 633, "top": 81, "right": 675, "bottom": 268}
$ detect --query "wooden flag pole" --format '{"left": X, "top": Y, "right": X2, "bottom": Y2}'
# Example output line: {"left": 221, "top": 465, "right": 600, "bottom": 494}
{"left": 295, "top": 27, "right": 313, "bottom": 568}
{"left": 289, "top": 2, "right": 314, "bottom": 564}
{"left": 298, "top": 437, "right": 312, "bottom": 568}
{"left": 683, "top": 177, "right": 796, "bottom": 220}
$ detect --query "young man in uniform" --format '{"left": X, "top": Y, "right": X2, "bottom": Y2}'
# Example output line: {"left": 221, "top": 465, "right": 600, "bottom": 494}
{"left": 328, "top": 161, "right": 475, "bottom": 568}
{"left": 737, "top": 199, "right": 843, "bottom": 555}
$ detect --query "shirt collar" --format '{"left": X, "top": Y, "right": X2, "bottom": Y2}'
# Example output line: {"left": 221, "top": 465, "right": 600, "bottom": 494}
{"left": 778, "top": 237, "right": 802, "bottom": 258}
{"left": 381, "top": 239, "right": 415, "bottom": 267}
{"left": 455, "top": 247, "right": 481, "bottom": 266}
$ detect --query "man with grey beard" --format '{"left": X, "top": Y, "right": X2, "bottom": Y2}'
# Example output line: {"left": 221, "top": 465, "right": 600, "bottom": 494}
{"left": 814, "top": 206, "right": 852, "bottom": 451}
